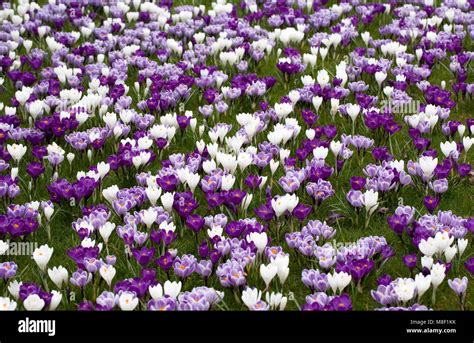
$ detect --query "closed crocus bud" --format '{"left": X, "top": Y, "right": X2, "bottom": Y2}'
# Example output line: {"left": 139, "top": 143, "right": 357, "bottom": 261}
{"left": 269, "top": 160, "right": 279, "bottom": 175}
{"left": 23, "top": 294, "right": 45, "bottom": 311}
{"left": 99, "top": 264, "right": 116, "bottom": 286}
{"left": 259, "top": 176, "right": 268, "bottom": 190}
{"left": 43, "top": 205, "right": 54, "bottom": 222}
{"left": 149, "top": 284, "right": 164, "bottom": 300}
{"left": 221, "top": 174, "right": 235, "bottom": 191}
{"left": 319, "top": 47, "right": 328, "bottom": 61}
{"left": 330, "top": 140, "right": 342, "bottom": 156}
{"left": 33, "top": 244, "right": 54, "bottom": 271}
{"left": 96, "top": 162, "right": 110, "bottom": 179}
{"left": 327, "top": 271, "right": 352, "bottom": 294}
{"left": 48, "top": 266, "right": 68, "bottom": 288}
{"left": 199, "top": 125, "right": 205, "bottom": 136}
{"left": 306, "top": 129, "right": 315, "bottom": 140}
{"left": 164, "top": 280, "right": 182, "bottom": 299}
{"left": 8, "top": 280, "right": 22, "bottom": 300}
{"left": 265, "top": 292, "right": 288, "bottom": 311}
{"left": 140, "top": 208, "right": 158, "bottom": 229}
{"left": 145, "top": 186, "right": 162, "bottom": 206}
{"left": 414, "top": 273, "right": 431, "bottom": 299}
{"left": 463, "top": 136, "right": 473, "bottom": 152}
{"left": 246, "top": 232, "right": 268, "bottom": 254}
{"left": 457, "top": 238, "right": 468, "bottom": 256}
{"left": 383, "top": 86, "right": 394, "bottom": 98}
{"left": 67, "top": 153, "right": 75, "bottom": 164}
{"left": 375, "top": 71, "right": 387, "bottom": 86}
{"left": 241, "top": 194, "right": 253, "bottom": 210}
{"left": 49, "top": 290, "right": 62, "bottom": 311}
{"left": 11, "top": 167, "right": 18, "bottom": 180}
{"left": 189, "top": 118, "right": 197, "bottom": 132}
{"left": 430, "top": 263, "right": 446, "bottom": 289}
{"left": 362, "top": 189, "right": 379, "bottom": 215}
{"left": 118, "top": 291, "right": 139, "bottom": 311}
{"left": 346, "top": 103, "right": 360, "bottom": 122}
{"left": 272, "top": 254, "right": 290, "bottom": 284}
{"left": 187, "top": 173, "right": 200, "bottom": 193}
{"left": 312, "top": 96, "right": 323, "bottom": 111}
{"left": 361, "top": 31, "right": 371, "bottom": 45}
{"left": 444, "top": 246, "right": 457, "bottom": 262}
{"left": 419, "top": 238, "right": 436, "bottom": 257}
{"left": 160, "top": 192, "right": 174, "bottom": 212}
{"left": 260, "top": 263, "right": 278, "bottom": 288}
{"left": 421, "top": 256, "right": 433, "bottom": 269}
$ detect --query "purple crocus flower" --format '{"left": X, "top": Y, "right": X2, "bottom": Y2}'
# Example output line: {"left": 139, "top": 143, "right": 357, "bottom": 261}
{"left": 465, "top": 257, "right": 474, "bottom": 275}
{"left": 173, "top": 254, "right": 197, "bottom": 279}
{"left": 448, "top": 277, "right": 468, "bottom": 296}
{"left": 186, "top": 214, "right": 205, "bottom": 233}
{"left": 0, "top": 261, "right": 18, "bottom": 280}
{"left": 292, "top": 203, "right": 312, "bottom": 222}
{"left": 387, "top": 214, "right": 407, "bottom": 235}
{"left": 148, "top": 297, "right": 177, "bottom": 311}
{"left": 156, "top": 252, "right": 174, "bottom": 272}
{"left": 349, "top": 176, "right": 366, "bottom": 190}
{"left": 329, "top": 294, "right": 353, "bottom": 311}
{"left": 132, "top": 246, "right": 155, "bottom": 267}
{"left": 346, "top": 190, "right": 364, "bottom": 208}
{"left": 402, "top": 253, "right": 417, "bottom": 270}
{"left": 70, "top": 269, "right": 92, "bottom": 289}
{"left": 423, "top": 196, "right": 440, "bottom": 214}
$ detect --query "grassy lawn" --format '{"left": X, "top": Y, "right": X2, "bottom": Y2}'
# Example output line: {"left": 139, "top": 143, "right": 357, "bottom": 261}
{"left": 1, "top": 0, "right": 473, "bottom": 311}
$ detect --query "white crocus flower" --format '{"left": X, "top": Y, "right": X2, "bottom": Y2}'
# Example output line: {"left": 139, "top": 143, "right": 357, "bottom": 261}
{"left": 118, "top": 291, "right": 139, "bottom": 311}
{"left": 48, "top": 266, "right": 69, "bottom": 289}
{"left": 33, "top": 244, "right": 54, "bottom": 271}
{"left": 0, "top": 297, "right": 17, "bottom": 311}
{"left": 242, "top": 287, "right": 262, "bottom": 310}
{"left": 260, "top": 263, "right": 278, "bottom": 288}
{"left": 100, "top": 264, "right": 116, "bottom": 287}
{"left": 164, "top": 281, "right": 182, "bottom": 299}
{"left": 362, "top": 189, "right": 379, "bottom": 215}
{"left": 246, "top": 232, "right": 268, "bottom": 254}
{"left": 414, "top": 273, "right": 431, "bottom": 300}
{"left": 327, "top": 271, "right": 352, "bottom": 294}
{"left": 49, "top": 291, "right": 62, "bottom": 311}
{"left": 23, "top": 294, "right": 45, "bottom": 311}
{"left": 149, "top": 284, "right": 164, "bottom": 300}
{"left": 395, "top": 278, "right": 416, "bottom": 304}
{"left": 7, "top": 144, "right": 27, "bottom": 163}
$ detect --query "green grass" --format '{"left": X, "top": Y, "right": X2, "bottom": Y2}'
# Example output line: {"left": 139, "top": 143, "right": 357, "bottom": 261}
{"left": 0, "top": 0, "right": 473, "bottom": 311}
